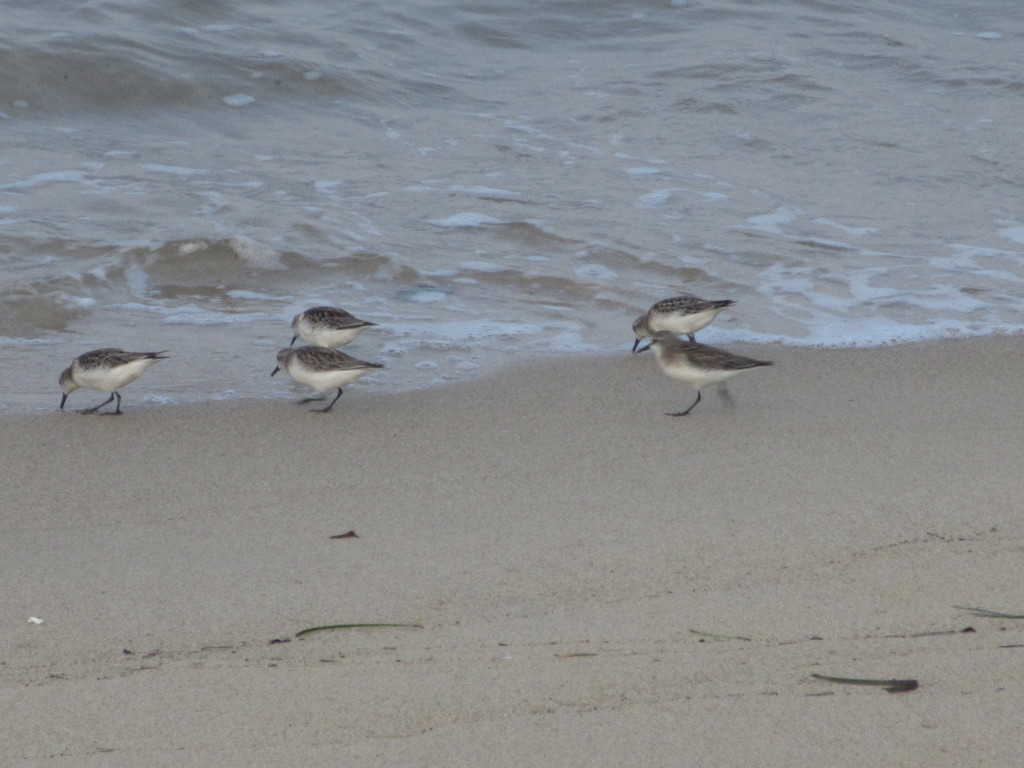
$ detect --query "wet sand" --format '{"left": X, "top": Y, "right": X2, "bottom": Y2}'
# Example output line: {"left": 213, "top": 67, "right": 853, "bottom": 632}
{"left": 3, "top": 337, "right": 1023, "bottom": 766}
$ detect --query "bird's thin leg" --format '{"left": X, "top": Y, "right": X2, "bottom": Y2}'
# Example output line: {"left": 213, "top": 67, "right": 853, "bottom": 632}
{"left": 687, "top": 333, "right": 696, "bottom": 342}
{"left": 313, "top": 388, "right": 343, "bottom": 413}
{"left": 297, "top": 395, "right": 325, "bottom": 404}
{"left": 668, "top": 390, "right": 701, "bottom": 417}
{"left": 79, "top": 393, "right": 115, "bottom": 414}
{"left": 110, "top": 391, "right": 124, "bottom": 415}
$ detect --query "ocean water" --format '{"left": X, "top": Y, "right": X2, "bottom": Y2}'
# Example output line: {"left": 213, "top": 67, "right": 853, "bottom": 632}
{"left": 2, "top": 0, "right": 1022, "bottom": 410}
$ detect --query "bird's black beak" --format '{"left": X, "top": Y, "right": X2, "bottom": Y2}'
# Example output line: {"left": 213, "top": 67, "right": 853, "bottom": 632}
{"left": 270, "top": 365, "right": 280, "bottom": 377}
{"left": 632, "top": 338, "right": 641, "bottom": 353}
{"left": 635, "top": 341, "right": 652, "bottom": 353}
{"left": 59, "top": 393, "right": 68, "bottom": 410}
{"left": 289, "top": 335, "right": 297, "bottom": 347}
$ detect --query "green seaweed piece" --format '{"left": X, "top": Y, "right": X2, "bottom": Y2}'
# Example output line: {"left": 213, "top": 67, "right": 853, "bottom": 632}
{"left": 811, "top": 673, "right": 918, "bottom": 693}
{"left": 295, "top": 623, "right": 423, "bottom": 638}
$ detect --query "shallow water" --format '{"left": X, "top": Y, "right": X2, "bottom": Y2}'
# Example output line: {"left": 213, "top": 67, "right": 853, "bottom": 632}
{"left": 2, "top": 0, "right": 1023, "bottom": 410}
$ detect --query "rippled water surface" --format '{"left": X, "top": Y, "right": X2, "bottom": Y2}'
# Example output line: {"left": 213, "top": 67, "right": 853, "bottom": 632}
{"left": 2, "top": 0, "right": 1022, "bottom": 409}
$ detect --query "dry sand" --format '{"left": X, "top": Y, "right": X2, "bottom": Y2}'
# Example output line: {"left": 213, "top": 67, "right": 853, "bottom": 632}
{"left": 2, "top": 337, "right": 1023, "bottom": 766}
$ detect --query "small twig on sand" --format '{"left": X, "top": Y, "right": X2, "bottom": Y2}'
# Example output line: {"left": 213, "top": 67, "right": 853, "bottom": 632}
{"left": 955, "top": 606, "right": 1024, "bottom": 619}
{"left": 689, "top": 629, "right": 752, "bottom": 641}
{"left": 811, "top": 673, "right": 918, "bottom": 693}
{"left": 296, "top": 623, "right": 423, "bottom": 638}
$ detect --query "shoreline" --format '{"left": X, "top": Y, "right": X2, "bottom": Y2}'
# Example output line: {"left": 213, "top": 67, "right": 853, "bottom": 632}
{"left": 3, "top": 335, "right": 1023, "bottom": 766}
{"left": 3, "top": 330, "right": 1022, "bottom": 415}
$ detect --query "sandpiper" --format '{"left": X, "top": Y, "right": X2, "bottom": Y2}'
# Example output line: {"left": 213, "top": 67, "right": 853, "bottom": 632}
{"left": 290, "top": 306, "right": 375, "bottom": 348}
{"left": 272, "top": 345, "right": 383, "bottom": 413}
{"left": 643, "top": 331, "right": 771, "bottom": 416}
{"left": 632, "top": 294, "right": 735, "bottom": 351}
{"left": 58, "top": 348, "right": 168, "bottom": 415}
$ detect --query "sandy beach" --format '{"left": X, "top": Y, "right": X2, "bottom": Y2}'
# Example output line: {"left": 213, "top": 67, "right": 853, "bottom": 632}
{"left": 3, "top": 336, "right": 1023, "bottom": 766}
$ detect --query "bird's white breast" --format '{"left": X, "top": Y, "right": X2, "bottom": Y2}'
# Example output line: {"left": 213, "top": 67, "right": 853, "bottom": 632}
{"left": 288, "top": 360, "right": 371, "bottom": 392}
{"left": 74, "top": 358, "right": 159, "bottom": 392}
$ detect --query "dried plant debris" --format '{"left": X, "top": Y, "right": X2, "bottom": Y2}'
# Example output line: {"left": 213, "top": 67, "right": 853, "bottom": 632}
{"left": 295, "top": 623, "right": 423, "bottom": 638}
{"left": 689, "top": 629, "right": 753, "bottom": 641}
{"left": 955, "top": 606, "right": 1024, "bottom": 619}
{"left": 811, "top": 673, "right": 918, "bottom": 693}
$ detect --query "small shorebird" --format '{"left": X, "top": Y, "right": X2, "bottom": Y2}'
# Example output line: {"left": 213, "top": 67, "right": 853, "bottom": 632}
{"left": 632, "top": 294, "right": 735, "bottom": 351}
{"left": 272, "top": 346, "right": 383, "bottom": 413}
{"left": 290, "top": 306, "right": 375, "bottom": 348}
{"left": 59, "top": 348, "right": 168, "bottom": 415}
{"left": 643, "top": 331, "right": 771, "bottom": 416}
